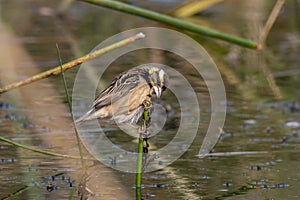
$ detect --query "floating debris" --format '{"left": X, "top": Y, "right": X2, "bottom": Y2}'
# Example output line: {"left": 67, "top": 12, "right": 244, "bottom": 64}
{"left": 292, "top": 130, "right": 300, "bottom": 137}
{"left": 250, "top": 165, "right": 262, "bottom": 171}
{"left": 4, "top": 113, "right": 18, "bottom": 120}
{"left": 262, "top": 184, "right": 269, "bottom": 190}
{"left": 0, "top": 102, "right": 10, "bottom": 109}
{"left": 46, "top": 183, "right": 59, "bottom": 192}
{"left": 250, "top": 138, "right": 276, "bottom": 142}
{"left": 265, "top": 161, "right": 276, "bottom": 165}
{"left": 145, "top": 193, "right": 156, "bottom": 198}
{"left": 284, "top": 121, "right": 300, "bottom": 128}
{"left": 223, "top": 181, "right": 232, "bottom": 187}
{"left": 151, "top": 183, "right": 164, "bottom": 188}
{"left": 252, "top": 180, "right": 268, "bottom": 186}
{"left": 272, "top": 183, "right": 289, "bottom": 188}
{"left": 219, "top": 132, "right": 234, "bottom": 139}
{"left": 264, "top": 126, "right": 273, "bottom": 133}
{"left": 244, "top": 119, "right": 257, "bottom": 125}
{"left": 192, "top": 183, "right": 200, "bottom": 187}
{"left": 0, "top": 158, "right": 16, "bottom": 163}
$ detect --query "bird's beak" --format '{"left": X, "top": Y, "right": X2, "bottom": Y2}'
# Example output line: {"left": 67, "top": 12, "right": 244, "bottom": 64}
{"left": 153, "top": 86, "right": 162, "bottom": 98}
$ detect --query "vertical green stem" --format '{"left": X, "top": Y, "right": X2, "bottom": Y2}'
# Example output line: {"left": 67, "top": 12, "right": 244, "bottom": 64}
{"left": 56, "top": 44, "right": 86, "bottom": 170}
{"left": 136, "top": 103, "right": 150, "bottom": 199}
{"left": 135, "top": 187, "right": 142, "bottom": 200}
{"left": 135, "top": 136, "right": 143, "bottom": 200}
{"left": 136, "top": 136, "right": 144, "bottom": 187}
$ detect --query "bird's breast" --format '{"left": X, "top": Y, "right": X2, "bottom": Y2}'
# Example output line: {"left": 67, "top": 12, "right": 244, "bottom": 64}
{"left": 110, "top": 84, "right": 151, "bottom": 115}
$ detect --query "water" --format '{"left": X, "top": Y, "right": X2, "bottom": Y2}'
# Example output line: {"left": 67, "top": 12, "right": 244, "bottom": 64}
{"left": 1, "top": 0, "right": 300, "bottom": 199}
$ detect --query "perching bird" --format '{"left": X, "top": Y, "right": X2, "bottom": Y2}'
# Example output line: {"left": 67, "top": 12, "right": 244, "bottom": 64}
{"left": 75, "top": 65, "right": 169, "bottom": 125}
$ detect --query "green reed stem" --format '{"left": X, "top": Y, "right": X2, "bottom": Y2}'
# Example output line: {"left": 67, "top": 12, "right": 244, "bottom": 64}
{"left": 1, "top": 185, "right": 31, "bottom": 200}
{"left": 68, "top": 184, "right": 77, "bottom": 200}
{"left": 136, "top": 103, "right": 150, "bottom": 199}
{"left": 136, "top": 137, "right": 143, "bottom": 188}
{"left": 0, "top": 136, "right": 95, "bottom": 160}
{"left": 56, "top": 44, "right": 86, "bottom": 170}
{"left": 81, "top": 0, "right": 258, "bottom": 49}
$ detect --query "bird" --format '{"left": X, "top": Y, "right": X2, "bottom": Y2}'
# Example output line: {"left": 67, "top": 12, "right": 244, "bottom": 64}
{"left": 75, "top": 65, "right": 169, "bottom": 125}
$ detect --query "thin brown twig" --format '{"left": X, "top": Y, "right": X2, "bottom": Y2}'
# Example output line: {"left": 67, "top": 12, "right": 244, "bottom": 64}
{"left": 258, "top": 0, "right": 285, "bottom": 49}
{"left": 0, "top": 33, "right": 145, "bottom": 94}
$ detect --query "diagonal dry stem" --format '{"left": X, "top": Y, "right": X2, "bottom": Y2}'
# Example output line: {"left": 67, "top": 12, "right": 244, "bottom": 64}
{"left": 258, "top": 0, "right": 285, "bottom": 49}
{"left": 0, "top": 33, "right": 145, "bottom": 94}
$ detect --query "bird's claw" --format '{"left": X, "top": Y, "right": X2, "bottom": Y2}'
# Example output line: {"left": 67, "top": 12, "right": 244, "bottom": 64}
{"left": 138, "top": 126, "right": 149, "bottom": 136}
{"left": 142, "top": 99, "right": 152, "bottom": 110}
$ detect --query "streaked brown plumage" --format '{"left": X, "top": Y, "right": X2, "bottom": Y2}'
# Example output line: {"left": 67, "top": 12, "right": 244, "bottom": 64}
{"left": 76, "top": 65, "right": 169, "bottom": 125}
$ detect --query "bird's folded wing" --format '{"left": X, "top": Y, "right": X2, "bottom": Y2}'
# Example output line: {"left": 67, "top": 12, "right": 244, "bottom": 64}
{"left": 92, "top": 72, "right": 141, "bottom": 109}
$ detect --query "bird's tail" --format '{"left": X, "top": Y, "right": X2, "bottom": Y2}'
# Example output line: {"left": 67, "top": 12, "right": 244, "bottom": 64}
{"left": 75, "top": 109, "right": 97, "bottom": 124}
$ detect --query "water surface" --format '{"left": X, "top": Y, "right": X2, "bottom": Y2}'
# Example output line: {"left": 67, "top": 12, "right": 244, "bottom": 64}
{"left": 1, "top": 0, "right": 300, "bottom": 199}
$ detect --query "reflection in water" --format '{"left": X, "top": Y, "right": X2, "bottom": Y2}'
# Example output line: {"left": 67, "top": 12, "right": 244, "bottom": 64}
{"left": 1, "top": 0, "right": 300, "bottom": 199}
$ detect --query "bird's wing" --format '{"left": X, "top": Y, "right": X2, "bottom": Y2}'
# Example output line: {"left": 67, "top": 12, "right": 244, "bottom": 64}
{"left": 92, "top": 71, "right": 141, "bottom": 109}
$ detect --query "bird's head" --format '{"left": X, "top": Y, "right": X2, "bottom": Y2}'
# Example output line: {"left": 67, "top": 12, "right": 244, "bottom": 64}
{"left": 143, "top": 66, "right": 169, "bottom": 98}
